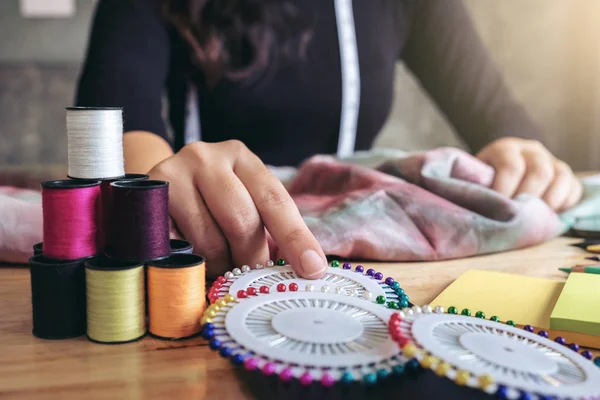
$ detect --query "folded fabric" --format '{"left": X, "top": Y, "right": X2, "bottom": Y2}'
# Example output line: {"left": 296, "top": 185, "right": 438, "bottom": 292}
{"left": 2, "top": 147, "right": 600, "bottom": 264}
{"left": 286, "top": 147, "right": 570, "bottom": 261}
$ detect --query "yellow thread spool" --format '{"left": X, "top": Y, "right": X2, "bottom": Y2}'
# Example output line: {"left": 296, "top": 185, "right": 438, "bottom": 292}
{"left": 148, "top": 254, "right": 206, "bottom": 339}
{"left": 85, "top": 259, "right": 146, "bottom": 344}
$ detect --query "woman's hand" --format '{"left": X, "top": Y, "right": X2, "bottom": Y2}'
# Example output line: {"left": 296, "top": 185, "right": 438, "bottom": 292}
{"left": 476, "top": 137, "right": 582, "bottom": 212}
{"left": 148, "top": 140, "right": 328, "bottom": 278}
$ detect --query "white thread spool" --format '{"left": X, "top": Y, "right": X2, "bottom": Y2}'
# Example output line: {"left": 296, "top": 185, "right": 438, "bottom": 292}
{"left": 66, "top": 107, "right": 125, "bottom": 180}
{"left": 334, "top": 0, "right": 360, "bottom": 158}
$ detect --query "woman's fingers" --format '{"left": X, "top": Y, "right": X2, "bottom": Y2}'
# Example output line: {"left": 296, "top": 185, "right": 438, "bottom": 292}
{"left": 515, "top": 148, "right": 555, "bottom": 198}
{"left": 478, "top": 140, "right": 525, "bottom": 197}
{"left": 191, "top": 142, "right": 270, "bottom": 269}
{"left": 234, "top": 147, "right": 327, "bottom": 279}
{"left": 562, "top": 174, "right": 584, "bottom": 212}
{"left": 541, "top": 160, "right": 573, "bottom": 211}
{"left": 149, "top": 140, "right": 325, "bottom": 279}
{"left": 168, "top": 217, "right": 183, "bottom": 240}
{"left": 477, "top": 138, "right": 583, "bottom": 212}
{"left": 171, "top": 187, "right": 231, "bottom": 276}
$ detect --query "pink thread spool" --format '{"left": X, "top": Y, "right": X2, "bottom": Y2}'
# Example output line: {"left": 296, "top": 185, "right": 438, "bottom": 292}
{"left": 41, "top": 179, "right": 101, "bottom": 260}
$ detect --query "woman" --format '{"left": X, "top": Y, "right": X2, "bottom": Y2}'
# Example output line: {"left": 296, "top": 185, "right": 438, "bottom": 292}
{"left": 76, "top": 0, "right": 582, "bottom": 278}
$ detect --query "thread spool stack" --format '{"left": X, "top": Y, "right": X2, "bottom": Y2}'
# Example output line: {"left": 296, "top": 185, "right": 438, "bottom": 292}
{"left": 30, "top": 105, "right": 204, "bottom": 347}
{"left": 31, "top": 106, "right": 130, "bottom": 340}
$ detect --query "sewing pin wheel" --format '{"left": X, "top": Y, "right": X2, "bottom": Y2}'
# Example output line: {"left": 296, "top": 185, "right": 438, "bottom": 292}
{"left": 208, "top": 259, "right": 410, "bottom": 309}
{"left": 200, "top": 291, "right": 413, "bottom": 386}
{"left": 388, "top": 307, "right": 600, "bottom": 399}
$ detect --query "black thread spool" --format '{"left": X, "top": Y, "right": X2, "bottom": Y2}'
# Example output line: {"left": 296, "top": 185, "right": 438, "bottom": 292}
{"left": 99, "top": 174, "right": 149, "bottom": 251}
{"left": 170, "top": 239, "right": 193, "bottom": 255}
{"left": 106, "top": 180, "right": 170, "bottom": 262}
{"left": 29, "top": 255, "right": 88, "bottom": 339}
{"left": 33, "top": 242, "right": 43, "bottom": 256}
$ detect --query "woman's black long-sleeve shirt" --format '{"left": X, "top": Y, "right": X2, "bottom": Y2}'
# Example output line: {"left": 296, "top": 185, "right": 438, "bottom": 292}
{"left": 76, "top": 0, "right": 542, "bottom": 167}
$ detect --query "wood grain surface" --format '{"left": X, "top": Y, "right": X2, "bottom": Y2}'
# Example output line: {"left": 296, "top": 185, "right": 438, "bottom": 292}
{"left": 0, "top": 237, "right": 594, "bottom": 399}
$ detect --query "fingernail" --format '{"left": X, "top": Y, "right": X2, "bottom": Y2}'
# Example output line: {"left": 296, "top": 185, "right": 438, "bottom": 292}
{"left": 299, "top": 249, "right": 327, "bottom": 279}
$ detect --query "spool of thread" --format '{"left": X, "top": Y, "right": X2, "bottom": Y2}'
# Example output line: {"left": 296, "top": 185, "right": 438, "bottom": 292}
{"left": 33, "top": 242, "right": 43, "bottom": 256}
{"left": 170, "top": 239, "right": 194, "bottom": 255}
{"left": 41, "top": 179, "right": 101, "bottom": 260}
{"left": 30, "top": 255, "right": 87, "bottom": 339}
{"left": 106, "top": 180, "right": 170, "bottom": 261}
{"left": 66, "top": 107, "right": 125, "bottom": 180}
{"left": 148, "top": 254, "right": 206, "bottom": 339}
{"left": 99, "top": 174, "right": 149, "bottom": 250}
{"left": 85, "top": 257, "right": 146, "bottom": 344}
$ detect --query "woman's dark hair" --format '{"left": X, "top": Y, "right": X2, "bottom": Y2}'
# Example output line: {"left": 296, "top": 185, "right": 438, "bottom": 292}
{"left": 164, "top": 0, "right": 313, "bottom": 86}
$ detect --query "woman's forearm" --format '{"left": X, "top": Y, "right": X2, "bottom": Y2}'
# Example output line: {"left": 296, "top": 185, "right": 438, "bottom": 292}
{"left": 123, "top": 131, "right": 174, "bottom": 173}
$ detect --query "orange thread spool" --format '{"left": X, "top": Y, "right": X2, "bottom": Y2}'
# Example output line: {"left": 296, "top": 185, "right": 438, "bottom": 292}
{"left": 147, "top": 254, "right": 206, "bottom": 339}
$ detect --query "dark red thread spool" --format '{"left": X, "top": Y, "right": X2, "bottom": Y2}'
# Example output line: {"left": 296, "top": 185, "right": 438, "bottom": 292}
{"left": 41, "top": 179, "right": 101, "bottom": 260}
{"left": 106, "top": 180, "right": 170, "bottom": 261}
{"left": 99, "top": 174, "right": 149, "bottom": 251}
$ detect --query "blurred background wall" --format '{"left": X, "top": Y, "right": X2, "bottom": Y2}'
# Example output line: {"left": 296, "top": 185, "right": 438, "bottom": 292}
{"left": 1, "top": 0, "right": 600, "bottom": 170}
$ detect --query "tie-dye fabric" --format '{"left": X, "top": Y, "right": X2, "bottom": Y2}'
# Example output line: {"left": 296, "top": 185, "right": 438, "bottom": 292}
{"left": 286, "top": 148, "right": 568, "bottom": 261}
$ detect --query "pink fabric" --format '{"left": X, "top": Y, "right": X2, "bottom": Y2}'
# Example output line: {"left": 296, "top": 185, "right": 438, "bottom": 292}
{"left": 0, "top": 188, "right": 42, "bottom": 263}
{"left": 288, "top": 148, "right": 565, "bottom": 261}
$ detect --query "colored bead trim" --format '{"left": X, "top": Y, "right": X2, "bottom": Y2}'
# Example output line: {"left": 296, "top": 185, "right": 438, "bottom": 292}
{"left": 386, "top": 305, "right": 594, "bottom": 399}
{"left": 202, "top": 290, "right": 408, "bottom": 386}
{"left": 209, "top": 262, "right": 411, "bottom": 308}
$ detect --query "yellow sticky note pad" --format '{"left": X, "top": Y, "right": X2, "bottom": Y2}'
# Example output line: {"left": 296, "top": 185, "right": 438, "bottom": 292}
{"left": 550, "top": 273, "right": 600, "bottom": 336}
{"left": 431, "top": 270, "right": 564, "bottom": 329}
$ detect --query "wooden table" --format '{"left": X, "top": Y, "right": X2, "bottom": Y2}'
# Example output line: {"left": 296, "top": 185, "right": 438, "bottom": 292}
{"left": 0, "top": 237, "right": 593, "bottom": 399}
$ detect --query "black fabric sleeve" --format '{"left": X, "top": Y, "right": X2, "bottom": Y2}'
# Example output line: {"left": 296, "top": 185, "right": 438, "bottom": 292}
{"left": 401, "top": 0, "right": 544, "bottom": 153}
{"left": 75, "top": 0, "right": 170, "bottom": 142}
